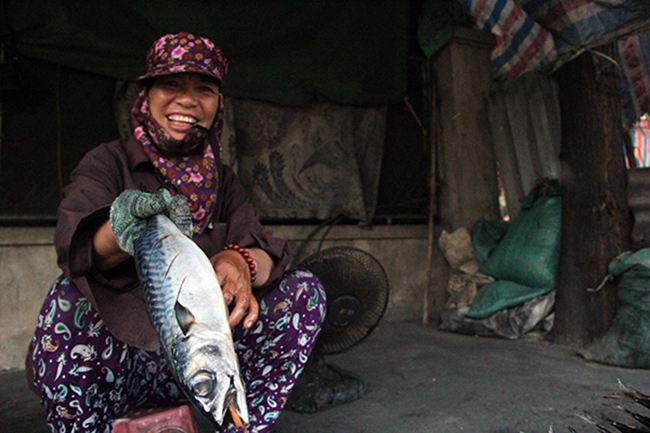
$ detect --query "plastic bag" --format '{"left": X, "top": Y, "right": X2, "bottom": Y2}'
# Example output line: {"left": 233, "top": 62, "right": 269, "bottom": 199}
{"left": 440, "top": 291, "right": 555, "bottom": 340}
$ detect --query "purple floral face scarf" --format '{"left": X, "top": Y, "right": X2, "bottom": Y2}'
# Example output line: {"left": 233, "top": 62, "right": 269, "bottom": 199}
{"left": 131, "top": 32, "right": 228, "bottom": 234}
{"left": 130, "top": 88, "right": 224, "bottom": 234}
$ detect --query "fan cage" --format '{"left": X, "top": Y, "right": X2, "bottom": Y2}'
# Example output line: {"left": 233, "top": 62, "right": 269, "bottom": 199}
{"left": 299, "top": 246, "right": 389, "bottom": 355}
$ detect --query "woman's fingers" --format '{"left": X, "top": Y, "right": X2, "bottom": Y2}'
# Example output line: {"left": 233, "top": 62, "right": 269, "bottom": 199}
{"left": 243, "top": 296, "right": 259, "bottom": 329}
{"left": 211, "top": 249, "right": 258, "bottom": 328}
{"left": 228, "top": 290, "right": 254, "bottom": 328}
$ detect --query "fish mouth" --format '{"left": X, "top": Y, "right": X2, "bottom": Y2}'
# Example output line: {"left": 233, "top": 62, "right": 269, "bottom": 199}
{"left": 209, "top": 376, "right": 247, "bottom": 428}
{"left": 213, "top": 377, "right": 236, "bottom": 423}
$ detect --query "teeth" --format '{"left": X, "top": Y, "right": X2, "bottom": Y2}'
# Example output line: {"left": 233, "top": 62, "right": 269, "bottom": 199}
{"left": 167, "top": 115, "right": 197, "bottom": 124}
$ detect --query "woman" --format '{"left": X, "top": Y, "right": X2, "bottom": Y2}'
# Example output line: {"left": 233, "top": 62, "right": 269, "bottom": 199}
{"left": 27, "top": 32, "right": 326, "bottom": 433}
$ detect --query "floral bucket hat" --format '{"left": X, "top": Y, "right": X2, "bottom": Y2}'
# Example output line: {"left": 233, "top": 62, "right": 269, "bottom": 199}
{"left": 137, "top": 32, "right": 228, "bottom": 84}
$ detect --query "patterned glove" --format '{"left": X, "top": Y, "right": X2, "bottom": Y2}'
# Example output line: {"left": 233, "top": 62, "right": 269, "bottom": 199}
{"left": 109, "top": 189, "right": 193, "bottom": 255}
{"left": 168, "top": 194, "right": 193, "bottom": 238}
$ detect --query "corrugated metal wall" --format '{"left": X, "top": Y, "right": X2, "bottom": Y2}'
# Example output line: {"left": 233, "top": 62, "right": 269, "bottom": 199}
{"left": 487, "top": 73, "right": 562, "bottom": 219}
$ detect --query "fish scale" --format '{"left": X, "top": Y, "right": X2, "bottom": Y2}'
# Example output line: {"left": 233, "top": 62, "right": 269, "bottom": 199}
{"left": 134, "top": 214, "right": 249, "bottom": 429}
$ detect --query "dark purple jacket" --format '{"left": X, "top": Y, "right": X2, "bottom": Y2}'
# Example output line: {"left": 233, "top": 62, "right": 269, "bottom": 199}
{"left": 55, "top": 135, "right": 291, "bottom": 350}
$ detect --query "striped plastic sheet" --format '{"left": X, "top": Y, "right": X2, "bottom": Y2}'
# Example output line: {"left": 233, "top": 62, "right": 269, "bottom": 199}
{"left": 620, "top": 34, "right": 650, "bottom": 124}
{"left": 632, "top": 118, "right": 650, "bottom": 167}
{"left": 466, "top": 0, "right": 650, "bottom": 78}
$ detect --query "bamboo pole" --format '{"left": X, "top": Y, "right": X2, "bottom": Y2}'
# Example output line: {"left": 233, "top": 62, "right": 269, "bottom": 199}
{"left": 420, "top": 62, "right": 438, "bottom": 327}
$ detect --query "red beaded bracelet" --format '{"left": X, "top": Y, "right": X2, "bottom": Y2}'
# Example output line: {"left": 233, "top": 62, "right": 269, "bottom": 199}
{"left": 223, "top": 243, "right": 257, "bottom": 283}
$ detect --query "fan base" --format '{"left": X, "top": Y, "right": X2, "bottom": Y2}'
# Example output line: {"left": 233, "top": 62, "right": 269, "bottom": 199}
{"left": 285, "top": 351, "right": 366, "bottom": 414}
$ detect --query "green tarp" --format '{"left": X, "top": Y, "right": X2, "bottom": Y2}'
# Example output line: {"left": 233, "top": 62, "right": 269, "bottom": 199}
{"left": 2, "top": 1, "right": 409, "bottom": 106}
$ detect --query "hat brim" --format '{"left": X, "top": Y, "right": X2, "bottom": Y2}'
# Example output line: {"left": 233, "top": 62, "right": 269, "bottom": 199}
{"left": 137, "top": 63, "right": 223, "bottom": 85}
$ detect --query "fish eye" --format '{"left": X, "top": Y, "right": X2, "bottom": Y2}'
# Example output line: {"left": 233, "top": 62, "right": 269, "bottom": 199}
{"left": 191, "top": 371, "right": 215, "bottom": 397}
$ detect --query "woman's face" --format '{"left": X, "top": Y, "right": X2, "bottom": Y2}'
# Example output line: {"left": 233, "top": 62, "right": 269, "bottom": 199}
{"left": 148, "top": 73, "right": 220, "bottom": 141}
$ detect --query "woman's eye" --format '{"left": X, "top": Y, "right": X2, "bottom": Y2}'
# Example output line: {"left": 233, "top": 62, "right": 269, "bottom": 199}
{"left": 199, "top": 85, "right": 217, "bottom": 94}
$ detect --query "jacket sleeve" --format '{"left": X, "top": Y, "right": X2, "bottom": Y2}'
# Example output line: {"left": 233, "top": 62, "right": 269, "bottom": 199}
{"left": 55, "top": 141, "right": 139, "bottom": 295}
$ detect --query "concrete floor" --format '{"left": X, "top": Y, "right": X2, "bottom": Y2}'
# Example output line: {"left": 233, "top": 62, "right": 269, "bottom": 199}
{"left": 4, "top": 321, "right": 650, "bottom": 433}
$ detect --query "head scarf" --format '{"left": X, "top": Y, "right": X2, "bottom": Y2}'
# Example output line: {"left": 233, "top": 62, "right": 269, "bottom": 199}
{"left": 131, "top": 32, "right": 228, "bottom": 234}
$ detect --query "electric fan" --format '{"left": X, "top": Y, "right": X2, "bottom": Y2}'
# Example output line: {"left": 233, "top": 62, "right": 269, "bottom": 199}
{"left": 299, "top": 246, "right": 390, "bottom": 354}
{"left": 284, "top": 246, "right": 389, "bottom": 413}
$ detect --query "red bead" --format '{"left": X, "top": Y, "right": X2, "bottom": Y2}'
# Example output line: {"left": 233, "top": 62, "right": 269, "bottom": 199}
{"left": 222, "top": 243, "right": 257, "bottom": 284}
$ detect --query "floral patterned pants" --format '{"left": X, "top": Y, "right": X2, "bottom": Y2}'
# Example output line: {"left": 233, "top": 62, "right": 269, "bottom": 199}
{"left": 30, "top": 269, "right": 326, "bottom": 433}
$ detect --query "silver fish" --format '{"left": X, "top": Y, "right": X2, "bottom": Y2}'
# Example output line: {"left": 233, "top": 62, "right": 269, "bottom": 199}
{"left": 134, "top": 214, "right": 249, "bottom": 429}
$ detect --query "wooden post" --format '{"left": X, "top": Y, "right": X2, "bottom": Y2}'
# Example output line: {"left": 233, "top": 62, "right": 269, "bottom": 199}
{"left": 424, "top": 28, "right": 498, "bottom": 325}
{"left": 548, "top": 45, "right": 631, "bottom": 347}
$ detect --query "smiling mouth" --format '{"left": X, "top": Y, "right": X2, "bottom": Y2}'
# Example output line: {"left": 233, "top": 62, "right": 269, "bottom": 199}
{"left": 167, "top": 114, "right": 198, "bottom": 125}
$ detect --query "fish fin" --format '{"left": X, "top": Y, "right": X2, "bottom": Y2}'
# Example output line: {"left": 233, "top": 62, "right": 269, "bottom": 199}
{"left": 175, "top": 300, "right": 196, "bottom": 336}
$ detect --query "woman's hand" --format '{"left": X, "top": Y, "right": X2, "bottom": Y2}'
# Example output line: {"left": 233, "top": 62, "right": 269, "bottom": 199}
{"left": 94, "top": 189, "right": 193, "bottom": 272}
{"left": 210, "top": 250, "right": 259, "bottom": 329}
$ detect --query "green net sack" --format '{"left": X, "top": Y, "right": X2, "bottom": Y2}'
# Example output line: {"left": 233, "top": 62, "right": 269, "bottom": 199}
{"left": 579, "top": 249, "right": 650, "bottom": 368}
{"left": 471, "top": 217, "right": 509, "bottom": 264}
{"left": 477, "top": 180, "right": 561, "bottom": 289}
